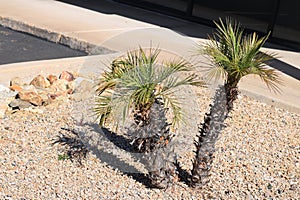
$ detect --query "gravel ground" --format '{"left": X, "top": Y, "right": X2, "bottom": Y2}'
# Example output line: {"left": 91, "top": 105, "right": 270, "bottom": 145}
{"left": 0, "top": 84, "right": 299, "bottom": 199}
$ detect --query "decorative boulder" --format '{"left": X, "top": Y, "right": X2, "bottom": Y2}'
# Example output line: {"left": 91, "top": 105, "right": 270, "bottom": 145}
{"left": 59, "top": 71, "right": 74, "bottom": 82}
{"left": 10, "top": 77, "right": 23, "bottom": 86}
{"left": 30, "top": 75, "right": 50, "bottom": 88}
{"left": 9, "top": 99, "right": 33, "bottom": 110}
{"left": 47, "top": 74, "right": 58, "bottom": 85}
{"left": 18, "top": 88, "right": 43, "bottom": 106}
{"left": 9, "top": 84, "right": 23, "bottom": 92}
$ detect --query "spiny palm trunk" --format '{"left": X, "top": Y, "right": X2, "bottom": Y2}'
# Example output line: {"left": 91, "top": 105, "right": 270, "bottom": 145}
{"left": 190, "top": 85, "right": 239, "bottom": 187}
{"left": 129, "top": 100, "right": 177, "bottom": 188}
{"left": 225, "top": 79, "right": 239, "bottom": 112}
{"left": 144, "top": 141, "right": 178, "bottom": 189}
{"left": 130, "top": 99, "right": 171, "bottom": 153}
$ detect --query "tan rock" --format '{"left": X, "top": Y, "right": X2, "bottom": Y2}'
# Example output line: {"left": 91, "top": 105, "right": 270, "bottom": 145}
{"left": 10, "top": 77, "right": 23, "bottom": 86}
{"left": 72, "top": 71, "right": 79, "bottom": 78}
{"left": 40, "top": 93, "right": 51, "bottom": 105}
{"left": 36, "top": 88, "right": 56, "bottom": 106}
{"left": 50, "top": 79, "right": 69, "bottom": 92}
{"left": 47, "top": 74, "right": 58, "bottom": 85}
{"left": 74, "top": 79, "right": 94, "bottom": 93}
{"left": 59, "top": 71, "right": 74, "bottom": 82}
{"left": 9, "top": 99, "right": 32, "bottom": 109}
{"left": 23, "top": 84, "right": 36, "bottom": 90}
{"left": 10, "top": 85, "right": 23, "bottom": 92}
{"left": 30, "top": 75, "right": 50, "bottom": 88}
{"left": 18, "top": 90, "right": 43, "bottom": 106}
{"left": 67, "top": 81, "right": 75, "bottom": 94}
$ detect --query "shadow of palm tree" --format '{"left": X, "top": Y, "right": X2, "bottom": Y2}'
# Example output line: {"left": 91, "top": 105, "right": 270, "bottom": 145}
{"left": 100, "top": 127, "right": 136, "bottom": 152}
{"left": 174, "top": 160, "right": 191, "bottom": 186}
{"left": 88, "top": 124, "right": 184, "bottom": 189}
{"left": 53, "top": 128, "right": 89, "bottom": 165}
{"left": 53, "top": 125, "right": 157, "bottom": 188}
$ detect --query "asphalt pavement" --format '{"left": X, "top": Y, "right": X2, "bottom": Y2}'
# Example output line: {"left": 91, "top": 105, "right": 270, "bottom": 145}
{"left": 0, "top": 25, "right": 86, "bottom": 65}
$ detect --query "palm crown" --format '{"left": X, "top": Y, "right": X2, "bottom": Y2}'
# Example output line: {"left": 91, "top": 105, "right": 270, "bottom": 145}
{"left": 202, "top": 18, "right": 282, "bottom": 93}
{"left": 95, "top": 47, "right": 203, "bottom": 128}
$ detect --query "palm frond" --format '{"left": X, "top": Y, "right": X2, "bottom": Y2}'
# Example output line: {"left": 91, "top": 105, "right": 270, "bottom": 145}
{"left": 163, "top": 74, "right": 203, "bottom": 91}
{"left": 248, "top": 65, "right": 283, "bottom": 93}
{"left": 198, "top": 17, "right": 282, "bottom": 92}
{"left": 167, "top": 59, "right": 194, "bottom": 72}
{"left": 240, "top": 32, "right": 269, "bottom": 70}
{"left": 94, "top": 95, "right": 112, "bottom": 127}
{"left": 123, "top": 46, "right": 160, "bottom": 67}
{"left": 108, "top": 89, "right": 133, "bottom": 128}
{"left": 96, "top": 79, "right": 117, "bottom": 95}
{"left": 160, "top": 92, "right": 184, "bottom": 126}
{"left": 205, "top": 65, "right": 227, "bottom": 83}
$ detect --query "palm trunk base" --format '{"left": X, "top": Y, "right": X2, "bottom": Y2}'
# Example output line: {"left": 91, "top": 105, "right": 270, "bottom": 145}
{"left": 129, "top": 101, "right": 177, "bottom": 188}
{"left": 148, "top": 163, "right": 178, "bottom": 189}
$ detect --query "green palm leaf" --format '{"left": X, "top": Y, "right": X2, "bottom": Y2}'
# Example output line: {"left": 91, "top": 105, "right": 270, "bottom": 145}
{"left": 95, "top": 47, "right": 204, "bottom": 128}
{"left": 200, "top": 17, "right": 282, "bottom": 92}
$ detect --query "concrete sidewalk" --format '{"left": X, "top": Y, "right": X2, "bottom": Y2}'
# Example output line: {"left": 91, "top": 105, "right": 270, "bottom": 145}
{"left": 0, "top": 0, "right": 204, "bottom": 55}
{"left": 0, "top": 0, "right": 299, "bottom": 113}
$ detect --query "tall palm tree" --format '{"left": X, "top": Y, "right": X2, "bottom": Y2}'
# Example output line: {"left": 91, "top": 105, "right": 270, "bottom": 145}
{"left": 95, "top": 47, "right": 203, "bottom": 188}
{"left": 190, "top": 18, "right": 282, "bottom": 187}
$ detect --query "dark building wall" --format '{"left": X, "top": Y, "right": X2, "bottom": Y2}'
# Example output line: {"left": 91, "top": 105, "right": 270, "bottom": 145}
{"left": 116, "top": 0, "right": 300, "bottom": 47}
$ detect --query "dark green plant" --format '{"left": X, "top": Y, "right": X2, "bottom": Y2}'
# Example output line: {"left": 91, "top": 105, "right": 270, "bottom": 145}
{"left": 190, "top": 18, "right": 282, "bottom": 187}
{"left": 95, "top": 47, "right": 203, "bottom": 188}
{"left": 58, "top": 154, "right": 70, "bottom": 161}
{"left": 54, "top": 128, "right": 89, "bottom": 165}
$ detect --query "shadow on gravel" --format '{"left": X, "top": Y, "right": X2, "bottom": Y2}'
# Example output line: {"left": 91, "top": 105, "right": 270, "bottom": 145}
{"left": 53, "top": 126, "right": 156, "bottom": 188}
{"left": 88, "top": 125, "right": 193, "bottom": 188}
{"left": 87, "top": 124, "right": 159, "bottom": 188}
{"left": 174, "top": 161, "right": 191, "bottom": 186}
{"left": 100, "top": 127, "right": 136, "bottom": 152}
{"left": 53, "top": 124, "right": 194, "bottom": 188}
{"left": 53, "top": 128, "right": 89, "bottom": 165}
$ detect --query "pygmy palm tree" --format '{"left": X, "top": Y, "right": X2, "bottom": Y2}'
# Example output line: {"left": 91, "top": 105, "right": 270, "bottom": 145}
{"left": 95, "top": 47, "right": 203, "bottom": 188}
{"left": 95, "top": 47, "right": 202, "bottom": 130}
{"left": 190, "top": 18, "right": 282, "bottom": 187}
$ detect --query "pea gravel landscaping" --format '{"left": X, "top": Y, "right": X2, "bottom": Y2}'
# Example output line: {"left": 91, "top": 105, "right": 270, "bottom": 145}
{"left": 0, "top": 85, "right": 299, "bottom": 199}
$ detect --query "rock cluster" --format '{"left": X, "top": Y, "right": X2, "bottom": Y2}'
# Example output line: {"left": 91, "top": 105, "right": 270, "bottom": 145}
{"left": 0, "top": 71, "right": 77, "bottom": 118}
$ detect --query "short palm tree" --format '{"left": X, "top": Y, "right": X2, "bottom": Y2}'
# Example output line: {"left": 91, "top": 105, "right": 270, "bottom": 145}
{"left": 95, "top": 47, "right": 203, "bottom": 188}
{"left": 190, "top": 18, "right": 282, "bottom": 187}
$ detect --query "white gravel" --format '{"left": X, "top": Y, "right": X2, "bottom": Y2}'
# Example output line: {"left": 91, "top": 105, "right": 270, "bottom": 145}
{"left": 0, "top": 84, "right": 299, "bottom": 199}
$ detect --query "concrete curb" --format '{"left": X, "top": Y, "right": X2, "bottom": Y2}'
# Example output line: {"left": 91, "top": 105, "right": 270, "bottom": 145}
{"left": 240, "top": 89, "right": 300, "bottom": 114}
{"left": 0, "top": 16, "right": 115, "bottom": 54}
